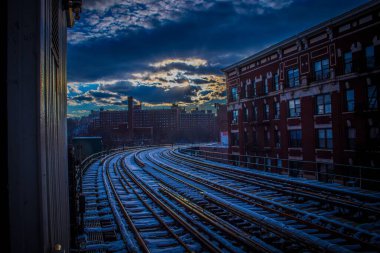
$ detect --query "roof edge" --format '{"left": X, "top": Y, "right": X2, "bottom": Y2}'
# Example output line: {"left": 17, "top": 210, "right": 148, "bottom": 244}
{"left": 221, "top": 0, "right": 379, "bottom": 73}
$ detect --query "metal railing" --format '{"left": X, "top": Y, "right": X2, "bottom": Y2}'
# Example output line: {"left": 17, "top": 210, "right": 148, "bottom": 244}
{"left": 178, "top": 146, "right": 380, "bottom": 190}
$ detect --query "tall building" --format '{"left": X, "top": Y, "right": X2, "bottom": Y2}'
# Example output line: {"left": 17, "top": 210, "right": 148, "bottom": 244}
{"left": 4, "top": 0, "right": 82, "bottom": 252}
{"left": 99, "top": 110, "right": 128, "bottom": 129}
{"left": 222, "top": 1, "right": 380, "bottom": 186}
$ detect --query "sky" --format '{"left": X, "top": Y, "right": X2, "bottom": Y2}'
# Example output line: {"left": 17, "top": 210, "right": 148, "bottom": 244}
{"left": 67, "top": 0, "right": 369, "bottom": 118}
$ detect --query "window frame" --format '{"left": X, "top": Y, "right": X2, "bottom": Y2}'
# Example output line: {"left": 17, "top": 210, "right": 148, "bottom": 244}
{"left": 345, "top": 89, "right": 355, "bottom": 112}
{"left": 313, "top": 58, "right": 330, "bottom": 81}
{"left": 263, "top": 104, "right": 270, "bottom": 120}
{"left": 243, "top": 107, "right": 249, "bottom": 122}
{"left": 367, "top": 83, "right": 378, "bottom": 110}
{"left": 344, "top": 51, "right": 353, "bottom": 74}
{"left": 264, "top": 78, "right": 269, "bottom": 94}
{"left": 365, "top": 45, "right": 375, "bottom": 69}
{"left": 232, "top": 110, "right": 239, "bottom": 124}
{"left": 274, "top": 101, "right": 280, "bottom": 119}
{"left": 289, "top": 129, "right": 302, "bottom": 148}
{"left": 288, "top": 98, "right": 301, "bottom": 118}
{"left": 287, "top": 67, "right": 300, "bottom": 88}
{"left": 231, "top": 132, "right": 239, "bottom": 146}
{"left": 315, "top": 94, "right": 332, "bottom": 115}
{"left": 346, "top": 127, "right": 356, "bottom": 150}
{"left": 274, "top": 129, "right": 281, "bottom": 148}
{"left": 231, "top": 86, "right": 238, "bottom": 102}
{"left": 253, "top": 106, "right": 258, "bottom": 121}
{"left": 273, "top": 73, "right": 280, "bottom": 91}
{"left": 316, "top": 128, "right": 333, "bottom": 149}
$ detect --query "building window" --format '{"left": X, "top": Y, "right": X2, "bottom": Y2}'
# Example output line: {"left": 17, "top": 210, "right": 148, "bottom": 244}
{"left": 288, "top": 98, "right": 301, "bottom": 117}
{"left": 277, "top": 159, "right": 282, "bottom": 171}
{"left": 289, "top": 161, "right": 301, "bottom": 177}
{"left": 265, "top": 158, "right": 271, "bottom": 171}
{"left": 253, "top": 106, "right": 258, "bottom": 121}
{"left": 369, "top": 126, "right": 380, "bottom": 146}
{"left": 314, "top": 58, "right": 329, "bottom": 81}
{"left": 245, "top": 81, "right": 250, "bottom": 98}
{"left": 346, "top": 127, "right": 356, "bottom": 149}
{"left": 366, "top": 46, "right": 375, "bottom": 69}
{"left": 367, "top": 83, "right": 378, "bottom": 110}
{"left": 253, "top": 82, "right": 257, "bottom": 97}
{"left": 317, "top": 128, "right": 333, "bottom": 149}
{"left": 252, "top": 130, "right": 257, "bottom": 145}
{"left": 287, "top": 67, "right": 300, "bottom": 88}
{"left": 316, "top": 94, "right": 331, "bottom": 114}
{"left": 289, "top": 129, "right": 302, "bottom": 147}
{"left": 232, "top": 110, "right": 238, "bottom": 124}
{"left": 243, "top": 108, "right": 249, "bottom": 122}
{"left": 231, "top": 87, "right": 238, "bottom": 102}
{"left": 273, "top": 73, "right": 280, "bottom": 91}
{"left": 274, "top": 102, "right": 280, "bottom": 119}
{"left": 264, "top": 130, "right": 270, "bottom": 146}
{"left": 264, "top": 78, "right": 269, "bottom": 94}
{"left": 344, "top": 51, "right": 353, "bottom": 74}
{"left": 264, "top": 104, "right": 270, "bottom": 120}
{"left": 346, "top": 89, "right": 355, "bottom": 112}
{"left": 231, "top": 132, "right": 239, "bottom": 146}
{"left": 275, "top": 129, "right": 281, "bottom": 148}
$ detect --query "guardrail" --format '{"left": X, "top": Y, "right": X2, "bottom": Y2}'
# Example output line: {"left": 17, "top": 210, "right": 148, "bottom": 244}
{"left": 178, "top": 146, "right": 380, "bottom": 190}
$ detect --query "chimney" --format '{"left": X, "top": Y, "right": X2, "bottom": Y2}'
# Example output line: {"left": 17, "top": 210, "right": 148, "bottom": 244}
{"left": 128, "top": 96, "right": 133, "bottom": 140}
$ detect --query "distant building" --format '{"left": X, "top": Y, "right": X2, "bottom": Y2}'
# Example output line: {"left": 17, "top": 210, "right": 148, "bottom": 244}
{"left": 222, "top": 1, "right": 380, "bottom": 186}
{"left": 99, "top": 110, "right": 128, "bottom": 129}
{"left": 79, "top": 102, "right": 217, "bottom": 145}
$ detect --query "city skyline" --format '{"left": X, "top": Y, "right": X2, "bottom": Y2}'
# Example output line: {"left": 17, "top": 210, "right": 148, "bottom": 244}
{"left": 68, "top": 0, "right": 368, "bottom": 117}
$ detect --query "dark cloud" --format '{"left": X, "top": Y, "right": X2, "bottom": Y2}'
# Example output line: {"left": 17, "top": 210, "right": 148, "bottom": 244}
{"left": 89, "top": 90, "right": 119, "bottom": 98}
{"left": 192, "top": 78, "right": 210, "bottom": 85}
{"left": 67, "top": 0, "right": 368, "bottom": 116}
{"left": 72, "top": 95, "right": 94, "bottom": 102}
{"left": 100, "top": 81, "right": 201, "bottom": 103}
{"left": 68, "top": 0, "right": 367, "bottom": 83}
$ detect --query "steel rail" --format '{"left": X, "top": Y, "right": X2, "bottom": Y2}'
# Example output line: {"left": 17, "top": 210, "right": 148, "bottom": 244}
{"left": 141, "top": 149, "right": 379, "bottom": 252}
{"left": 104, "top": 154, "right": 151, "bottom": 253}
{"left": 175, "top": 149, "right": 380, "bottom": 205}
{"left": 114, "top": 157, "right": 193, "bottom": 252}
{"left": 135, "top": 150, "right": 340, "bottom": 252}
{"left": 165, "top": 149, "right": 380, "bottom": 217}
{"left": 118, "top": 155, "right": 225, "bottom": 253}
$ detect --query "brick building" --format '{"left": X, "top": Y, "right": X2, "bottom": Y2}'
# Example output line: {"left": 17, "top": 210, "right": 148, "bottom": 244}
{"left": 99, "top": 109, "right": 128, "bottom": 129}
{"left": 83, "top": 103, "right": 218, "bottom": 144}
{"left": 222, "top": 1, "right": 380, "bottom": 186}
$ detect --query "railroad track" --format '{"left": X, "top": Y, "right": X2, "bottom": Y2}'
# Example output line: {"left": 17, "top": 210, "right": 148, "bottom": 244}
{"left": 79, "top": 147, "right": 380, "bottom": 252}
{"left": 171, "top": 148, "right": 380, "bottom": 216}
{"left": 102, "top": 152, "right": 204, "bottom": 252}
{"left": 135, "top": 147, "right": 380, "bottom": 252}
{"left": 158, "top": 149, "right": 380, "bottom": 228}
{"left": 121, "top": 152, "right": 279, "bottom": 252}
{"left": 99, "top": 150, "right": 277, "bottom": 252}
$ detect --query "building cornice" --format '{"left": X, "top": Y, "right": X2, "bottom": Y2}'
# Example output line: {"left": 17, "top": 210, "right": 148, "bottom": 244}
{"left": 222, "top": 0, "right": 379, "bottom": 73}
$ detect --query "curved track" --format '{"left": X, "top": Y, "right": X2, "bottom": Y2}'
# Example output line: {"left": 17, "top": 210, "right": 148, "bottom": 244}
{"left": 80, "top": 146, "right": 380, "bottom": 252}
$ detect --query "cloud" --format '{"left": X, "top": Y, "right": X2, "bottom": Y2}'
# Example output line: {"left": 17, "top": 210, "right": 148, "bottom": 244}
{"left": 67, "top": 57, "right": 227, "bottom": 115}
{"left": 150, "top": 58, "right": 207, "bottom": 68}
{"left": 67, "top": 0, "right": 368, "bottom": 117}
{"left": 69, "top": 0, "right": 295, "bottom": 44}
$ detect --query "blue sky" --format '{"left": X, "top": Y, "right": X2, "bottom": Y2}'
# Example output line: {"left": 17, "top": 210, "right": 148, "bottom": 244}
{"left": 67, "top": 0, "right": 368, "bottom": 117}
